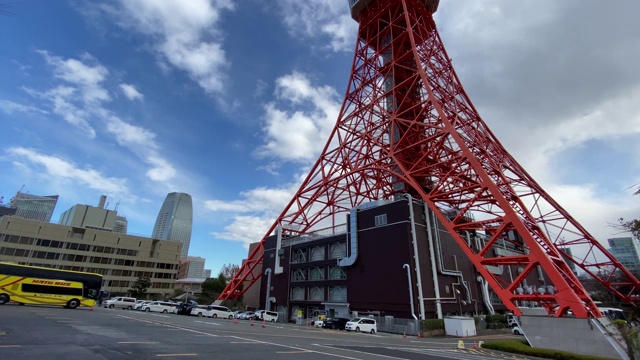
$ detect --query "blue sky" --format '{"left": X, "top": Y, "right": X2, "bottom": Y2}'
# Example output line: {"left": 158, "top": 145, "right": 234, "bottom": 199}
{"left": 1, "top": 0, "right": 639, "bottom": 275}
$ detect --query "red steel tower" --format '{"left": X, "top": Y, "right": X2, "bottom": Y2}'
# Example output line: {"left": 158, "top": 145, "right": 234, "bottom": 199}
{"left": 219, "top": 0, "right": 640, "bottom": 318}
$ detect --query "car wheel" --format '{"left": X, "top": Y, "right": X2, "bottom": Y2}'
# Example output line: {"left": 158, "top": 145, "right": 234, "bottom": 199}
{"left": 109, "top": 304, "right": 114, "bottom": 309}
{"left": 66, "top": 299, "right": 80, "bottom": 309}
{"left": 213, "top": 314, "right": 217, "bottom": 318}
{"left": 127, "top": 306, "right": 133, "bottom": 310}
{"left": 145, "top": 308, "right": 150, "bottom": 312}
{"left": 370, "top": 329, "right": 375, "bottom": 334}
{"left": 355, "top": 327, "right": 360, "bottom": 332}
{"left": 163, "top": 309, "right": 168, "bottom": 313}
{"left": 0, "top": 293, "right": 9, "bottom": 304}
{"left": 197, "top": 312, "right": 203, "bottom": 317}
{"left": 271, "top": 319, "right": 275, "bottom": 322}
{"left": 228, "top": 315, "right": 233, "bottom": 320}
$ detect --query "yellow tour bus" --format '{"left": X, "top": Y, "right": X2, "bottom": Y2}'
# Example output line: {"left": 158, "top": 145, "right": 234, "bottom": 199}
{"left": 0, "top": 262, "right": 102, "bottom": 309}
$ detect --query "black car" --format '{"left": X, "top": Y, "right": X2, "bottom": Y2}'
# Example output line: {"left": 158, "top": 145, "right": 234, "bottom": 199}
{"left": 322, "top": 317, "right": 350, "bottom": 330}
{"left": 175, "top": 300, "right": 198, "bottom": 315}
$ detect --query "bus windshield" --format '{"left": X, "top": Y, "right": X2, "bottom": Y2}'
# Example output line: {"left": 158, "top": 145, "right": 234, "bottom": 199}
{"left": 0, "top": 262, "right": 103, "bottom": 309}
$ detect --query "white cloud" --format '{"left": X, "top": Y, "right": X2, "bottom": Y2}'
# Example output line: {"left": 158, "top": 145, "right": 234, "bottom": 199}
{"left": 38, "top": 50, "right": 110, "bottom": 104}
{"left": 211, "top": 215, "right": 275, "bottom": 249}
{"left": 6, "top": 147, "right": 130, "bottom": 196}
{"left": 256, "top": 72, "right": 341, "bottom": 162}
{"left": 104, "top": 114, "right": 157, "bottom": 148}
{"left": 0, "top": 99, "right": 49, "bottom": 115}
{"left": 119, "top": 83, "right": 144, "bottom": 101}
{"left": 145, "top": 156, "right": 176, "bottom": 182}
{"left": 100, "top": 0, "right": 234, "bottom": 95}
{"left": 204, "top": 183, "right": 300, "bottom": 248}
{"left": 276, "top": 0, "right": 356, "bottom": 52}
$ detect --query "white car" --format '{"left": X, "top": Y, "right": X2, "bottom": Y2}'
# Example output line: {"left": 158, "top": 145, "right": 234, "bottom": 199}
{"left": 134, "top": 301, "right": 151, "bottom": 311}
{"left": 512, "top": 325, "right": 525, "bottom": 336}
{"left": 143, "top": 301, "right": 175, "bottom": 313}
{"left": 344, "top": 318, "right": 377, "bottom": 334}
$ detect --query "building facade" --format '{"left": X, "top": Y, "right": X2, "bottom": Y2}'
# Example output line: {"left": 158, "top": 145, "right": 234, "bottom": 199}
{"left": 608, "top": 237, "right": 640, "bottom": 273}
{"left": 0, "top": 216, "right": 180, "bottom": 298}
{"left": 152, "top": 192, "right": 193, "bottom": 258}
{"left": 177, "top": 256, "right": 206, "bottom": 279}
{"left": 9, "top": 192, "right": 59, "bottom": 222}
{"left": 252, "top": 197, "right": 551, "bottom": 321}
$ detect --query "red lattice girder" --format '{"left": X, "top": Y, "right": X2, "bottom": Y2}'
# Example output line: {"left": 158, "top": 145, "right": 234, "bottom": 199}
{"left": 219, "top": 0, "right": 640, "bottom": 317}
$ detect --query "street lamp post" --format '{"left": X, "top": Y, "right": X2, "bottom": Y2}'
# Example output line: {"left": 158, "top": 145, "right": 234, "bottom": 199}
{"left": 455, "top": 289, "right": 462, "bottom": 316}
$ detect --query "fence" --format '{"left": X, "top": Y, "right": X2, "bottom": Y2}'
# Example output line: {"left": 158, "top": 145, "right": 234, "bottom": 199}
{"left": 373, "top": 316, "right": 420, "bottom": 336}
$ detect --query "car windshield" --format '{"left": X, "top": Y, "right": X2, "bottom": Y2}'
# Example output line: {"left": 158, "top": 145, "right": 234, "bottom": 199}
{"left": 349, "top": 318, "right": 361, "bottom": 322}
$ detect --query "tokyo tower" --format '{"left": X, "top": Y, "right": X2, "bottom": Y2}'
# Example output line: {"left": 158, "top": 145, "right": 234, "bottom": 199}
{"left": 219, "top": 0, "right": 640, "bottom": 318}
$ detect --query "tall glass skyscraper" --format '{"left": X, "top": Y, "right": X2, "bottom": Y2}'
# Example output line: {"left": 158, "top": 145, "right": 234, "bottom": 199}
{"left": 9, "top": 192, "right": 59, "bottom": 222}
{"left": 152, "top": 192, "right": 193, "bottom": 257}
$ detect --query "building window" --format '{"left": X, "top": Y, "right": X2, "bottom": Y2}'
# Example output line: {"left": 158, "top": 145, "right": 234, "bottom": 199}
{"left": 374, "top": 214, "right": 387, "bottom": 226}
{"left": 310, "top": 246, "right": 325, "bottom": 261}
{"left": 328, "top": 286, "right": 347, "bottom": 301}
{"left": 292, "top": 249, "right": 307, "bottom": 264}
{"left": 308, "top": 286, "right": 324, "bottom": 301}
{"left": 291, "top": 287, "right": 305, "bottom": 300}
{"left": 329, "top": 242, "right": 346, "bottom": 259}
{"left": 292, "top": 268, "right": 306, "bottom": 282}
{"left": 309, "top": 267, "right": 324, "bottom": 280}
{"left": 328, "top": 266, "right": 346, "bottom": 280}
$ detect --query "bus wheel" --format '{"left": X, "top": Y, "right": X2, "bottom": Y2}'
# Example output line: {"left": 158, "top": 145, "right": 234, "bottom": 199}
{"left": 0, "top": 293, "right": 9, "bottom": 304}
{"left": 66, "top": 299, "right": 80, "bottom": 309}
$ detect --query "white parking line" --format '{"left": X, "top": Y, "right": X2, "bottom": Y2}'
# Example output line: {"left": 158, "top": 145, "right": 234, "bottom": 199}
{"left": 194, "top": 320, "right": 221, "bottom": 326}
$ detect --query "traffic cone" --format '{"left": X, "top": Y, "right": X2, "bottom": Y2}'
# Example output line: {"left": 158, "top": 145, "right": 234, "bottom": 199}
{"left": 250, "top": 320, "right": 254, "bottom": 326}
{"left": 473, "top": 341, "right": 477, "bottom": 349}
{"left": 403, "top": 332, "right": 406, "bottom": 339}
{"left": 262, "top": 320, "right": 266, "bottom": 328}
{"left": 417, "top": 331, "right": 422, "bottom": 339}
{"left": 89, "top": 307, "right": 94, "bottom": 312}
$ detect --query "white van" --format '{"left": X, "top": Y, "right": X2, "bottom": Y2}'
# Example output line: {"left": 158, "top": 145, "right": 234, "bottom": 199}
{"left": 255, "top": 310, "right": 279, "bottom": 322}
{"left": 191, "top": 305, "right": 212, "bottom": 317}
{"left": 209, "top": 305, "right": 234, "bottom": 319}
{"left": 144, "top": 301, "right": 175, "bottom": 313}
{"left": 104, "top": 297, "right": 137, "bottom": 309}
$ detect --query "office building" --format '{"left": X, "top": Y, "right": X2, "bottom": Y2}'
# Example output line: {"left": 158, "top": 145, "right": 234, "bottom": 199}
{"left": 9, "top": 192, "right": 58, "bottom": 222}
{"left": 58, "top": 196, "right": 128, "bottom": 235}
{"left": 152, "top": 192, "right": 193, "bottom": 257}
{"left": 608, "top": 237, "right": 640, "bottom": 273}
{"left": 177, "top": 256, "right": 206, "bottom": 279}
{"left": 0, "top": 216, "right": 180, "bottom": 297}
{"left": 114, "top": 216, "right": 128, "bottom": 234}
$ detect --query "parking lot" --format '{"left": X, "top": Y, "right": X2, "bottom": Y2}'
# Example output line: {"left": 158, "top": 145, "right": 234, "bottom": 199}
{"left": 0, "top": 304, "right": 523, "bottom": 360}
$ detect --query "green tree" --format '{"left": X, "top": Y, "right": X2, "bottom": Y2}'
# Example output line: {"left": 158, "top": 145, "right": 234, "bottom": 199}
{"left": 128, "top": 276, "right": 151, "bottom": 298}
{"left": 198, "top": 274, "right": 227, "bottom": 304}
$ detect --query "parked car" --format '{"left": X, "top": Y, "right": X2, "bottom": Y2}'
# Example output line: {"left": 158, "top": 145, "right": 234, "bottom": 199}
{"left": 143, "top": 301, "right": 175, "bottom": 313}
{"left": 512, "top": 324, "right": 525, "bottom": 336}
{"left": 322, "top": 317, "right": 350, "bottom": 330}
{"left": 254, "top": 310, "right": 278, "bottom": 322}
{"left": 175, "top": 301, "right": 198, "bottom": 315}
{"left": 208, "top": 305, "right": 234, "bottom": 319}
{"left": 103, "top": 297, "right": 137, "bottom": 310}
{"left": 134, "top": 301, "right": 152, "bottom": 311}
{"left": 239, "top": 311, "right": 255, "bottom": 320}
{"left": 345, "top": 318, "right": 377, "bottom": 334}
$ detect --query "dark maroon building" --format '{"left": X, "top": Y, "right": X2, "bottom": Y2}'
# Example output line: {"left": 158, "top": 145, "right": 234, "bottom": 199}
{"left": 255, "top": 196, "right": 547, "bottom": 321}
